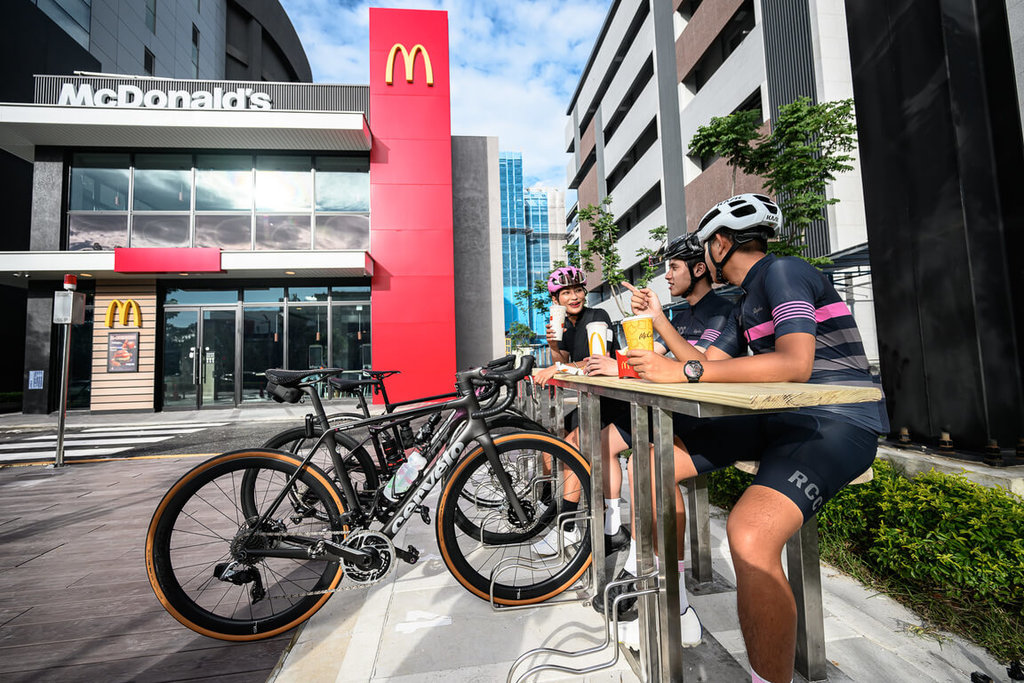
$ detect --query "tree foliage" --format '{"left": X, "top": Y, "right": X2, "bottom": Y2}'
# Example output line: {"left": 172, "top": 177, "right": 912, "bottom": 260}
{"left": 690, "top": 97, "right": 857, "bottom": 266}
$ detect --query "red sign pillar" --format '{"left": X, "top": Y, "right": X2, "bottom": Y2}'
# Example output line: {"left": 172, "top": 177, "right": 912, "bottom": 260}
{"left": 368, "top": 8, "right": 455, "bottom": 402}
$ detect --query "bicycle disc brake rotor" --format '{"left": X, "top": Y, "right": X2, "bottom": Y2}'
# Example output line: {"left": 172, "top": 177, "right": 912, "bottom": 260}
{"left": 342, "top": 530, "right": 395, "bottom": 584}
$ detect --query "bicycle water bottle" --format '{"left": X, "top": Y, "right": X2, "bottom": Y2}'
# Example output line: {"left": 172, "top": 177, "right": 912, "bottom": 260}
{"left": 382, "top": 449, "right": 427, "bottom": 501}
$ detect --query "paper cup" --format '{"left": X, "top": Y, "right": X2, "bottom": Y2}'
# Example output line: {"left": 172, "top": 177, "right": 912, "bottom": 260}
{"left": 586, "top": 321, "right": 609, "bottom": 356}
{"left": 549, "top": 305, "right": 567, "bottom": 341}
{"left": 622, "top": 315, "right": 654, "bottom": 351}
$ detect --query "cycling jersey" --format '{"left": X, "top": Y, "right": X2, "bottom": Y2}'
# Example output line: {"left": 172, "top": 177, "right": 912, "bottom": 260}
{"left": 661, "top": 290, "right": 737, "bottom": 352}
{"left": 559, "top": 307, "right": 619, "bottom": 362}
{"left": 710, "top": 255, "right": 889, "bottom": 434}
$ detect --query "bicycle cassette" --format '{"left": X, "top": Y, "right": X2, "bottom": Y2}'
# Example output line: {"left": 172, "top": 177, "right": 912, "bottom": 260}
{"left": 342, "top": 530, "right": 395, "bottom": 584}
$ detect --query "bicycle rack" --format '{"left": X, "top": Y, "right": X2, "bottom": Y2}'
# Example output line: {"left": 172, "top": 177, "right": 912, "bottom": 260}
{"left": 505, "top": 570, "right": 659, "bottom": 683}
{"left": 487, "top": 510, "right": 592, "bottom": 612}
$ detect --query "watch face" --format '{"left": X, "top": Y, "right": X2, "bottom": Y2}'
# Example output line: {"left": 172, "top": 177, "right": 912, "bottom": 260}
{"left": 684, "top": 361, "right": 702, "bottom": 380}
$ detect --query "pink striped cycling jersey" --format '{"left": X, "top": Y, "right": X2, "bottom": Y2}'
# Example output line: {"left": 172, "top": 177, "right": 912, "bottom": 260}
{"left": 711, "top": 255, "right": 889, "bottom": 434}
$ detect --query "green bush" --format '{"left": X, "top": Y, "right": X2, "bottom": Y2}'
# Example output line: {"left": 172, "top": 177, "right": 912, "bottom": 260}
{"left": 705, "top": 459, "right": 1024, "bottom": 661}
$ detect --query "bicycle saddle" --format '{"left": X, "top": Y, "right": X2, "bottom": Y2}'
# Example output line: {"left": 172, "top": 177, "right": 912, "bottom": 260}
{"left": 363, "top": 369, "right": 400, "bottom": 379}
{"left": 328, "top": 377, "right": 379, "bottom": 394}
{"left": 264, "top": 368, "right": 345, "bottom": 387}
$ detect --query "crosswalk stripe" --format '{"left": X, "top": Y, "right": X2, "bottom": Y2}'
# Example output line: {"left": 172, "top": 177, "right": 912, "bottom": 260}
{"left": 0, "top": 436, "right": 173, "bottom": 451}
{"left": 0, "top": 447, "right": 133, "bottom": 461}
{"left": 79, "top": 422, "right": 228, "bottom": 432}
{"left": 26, "top": 429, "right": 203, "bottom": 440}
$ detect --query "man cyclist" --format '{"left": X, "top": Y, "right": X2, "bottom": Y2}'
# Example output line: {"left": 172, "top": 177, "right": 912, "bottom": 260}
{"left": 532, "top": 266, "right": 632, "bottom": 558}
{"left": 625, "top": 193, "right": 887, "bottom": 683}
{"left": 598, "top": 234, "right": 734, "bottom": 649}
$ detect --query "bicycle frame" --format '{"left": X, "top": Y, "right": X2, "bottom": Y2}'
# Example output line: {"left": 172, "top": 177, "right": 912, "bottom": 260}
{"left": 245, "top": 373, "right": 532, "bottom": 565}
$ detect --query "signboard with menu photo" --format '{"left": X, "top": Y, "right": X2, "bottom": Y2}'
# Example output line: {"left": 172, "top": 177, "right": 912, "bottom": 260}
{"left": 107, "top": 332, "right": 139, "bottom": 373}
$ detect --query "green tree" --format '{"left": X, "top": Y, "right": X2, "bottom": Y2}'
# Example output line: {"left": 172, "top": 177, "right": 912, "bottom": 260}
{"left": 690, "top": 97, "right": 857, "bottom": 265}
{"left": 634, "top": 225, "right": 668, "bottom": 289}
{"left": 506, "top": 321, "right": 535, "bottom": 350}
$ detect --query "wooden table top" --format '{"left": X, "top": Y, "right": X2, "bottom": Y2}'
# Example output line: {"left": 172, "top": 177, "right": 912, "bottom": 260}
{"left": 539, "top": 372, "right": 882, "bottom": 412}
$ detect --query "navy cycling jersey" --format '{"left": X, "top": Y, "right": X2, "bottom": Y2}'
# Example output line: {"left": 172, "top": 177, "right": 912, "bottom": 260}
{"left": 664, "top": 290, "right": 737, "bottom": 351}
{"left": 559, "top": 307, "right": 618, "bottom": 362}
{"left": 710, "top": 255, "right": 889, "bottom": 434}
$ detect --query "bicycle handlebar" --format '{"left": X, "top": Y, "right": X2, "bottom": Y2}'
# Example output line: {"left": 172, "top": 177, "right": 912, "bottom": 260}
{"left": 466, "top": 355, "right": 535, "bottom": 420}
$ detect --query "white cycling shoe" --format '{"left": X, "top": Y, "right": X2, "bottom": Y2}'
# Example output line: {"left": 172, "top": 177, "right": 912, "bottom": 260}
{"left": 530, "top": 525, "right": 582, "bottom": 557}
{"left": 617, "top": 607, "right": 703, "bottom": 650}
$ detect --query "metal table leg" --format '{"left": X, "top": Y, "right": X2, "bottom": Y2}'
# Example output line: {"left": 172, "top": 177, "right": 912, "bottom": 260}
{"left": 653, "top": 407, "right": 683, "bottom": 682}
{"left": 686, "top": 474, "right": 713, "bottom": 584}
{"left": 579, "top": 392, "right": 606, "bottom": 588}
{"left": 787, "top": 517, "right": 826, "bottom": 682}
{"left": 630, "top": 402, "right": 657, "bottom": 681}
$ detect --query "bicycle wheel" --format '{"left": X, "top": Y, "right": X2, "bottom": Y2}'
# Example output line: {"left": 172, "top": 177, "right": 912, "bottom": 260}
{"left": 436, "top": 432, "right": 592, "bottom": 605}
{"left": 146, "top": 450, "right": 347, "bottom": 641}
{"left": 261, "top": 426, "right": 379, "bottom": 502}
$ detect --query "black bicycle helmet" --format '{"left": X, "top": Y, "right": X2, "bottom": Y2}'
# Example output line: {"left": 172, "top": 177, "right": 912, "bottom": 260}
{"left": 694, "top": 193, "right": 782, "bottom": 284}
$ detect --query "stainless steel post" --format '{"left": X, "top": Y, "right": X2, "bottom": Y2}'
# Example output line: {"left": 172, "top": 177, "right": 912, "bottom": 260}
{"left": 653, "top": 407, "right": 683, "bottom": 682}
{"left": 630, "top": 402, "right": 658, "bottom": 681}
{"left": 686, "top": 474, "right": 713, "bottom": 583}
{"left": 54, "top": 322, "right": 72, "bottom": 468}
{"left": 788, "top": 517, "right": 826, "bottom": 681}
{"left": 579, "top": 392, "right": 606, "bottom": 589}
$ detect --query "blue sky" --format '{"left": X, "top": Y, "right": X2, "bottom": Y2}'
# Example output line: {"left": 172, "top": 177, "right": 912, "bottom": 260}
{"left": 278, "top": 0, "right": 610, "bottom": 191}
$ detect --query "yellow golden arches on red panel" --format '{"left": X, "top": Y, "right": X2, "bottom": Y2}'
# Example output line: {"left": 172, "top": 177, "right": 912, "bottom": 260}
{"left": 104, "top": 299, "right": 142, "bottom": 328}
{"left": 385, "top": 43, "right": 433, "bottom": 86}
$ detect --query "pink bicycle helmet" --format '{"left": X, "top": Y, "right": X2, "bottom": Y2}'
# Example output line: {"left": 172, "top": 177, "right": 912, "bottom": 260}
{"left": 547, "top": 266, "right": 586, "bottom": 295}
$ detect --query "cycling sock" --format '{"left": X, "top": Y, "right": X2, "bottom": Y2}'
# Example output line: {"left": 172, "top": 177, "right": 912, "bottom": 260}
{"left": 624, "top": 539, "right": 637, "bottom": 574}
{"left": 561, "top": 499, "right": 579, "bottom": 531}
{"left": 751, "top": 669, "right": 791, "bottom": 683}
{"left": 604, "top": 499, "right": 621, "bottom": 534}
{"left": 677, "top": 561, "right": 690, "bottom": 613}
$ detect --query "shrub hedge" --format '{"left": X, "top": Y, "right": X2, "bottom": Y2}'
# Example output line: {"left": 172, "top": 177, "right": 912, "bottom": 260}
{"left": 706, "top": 460, "right": 1024, "bottom": 661}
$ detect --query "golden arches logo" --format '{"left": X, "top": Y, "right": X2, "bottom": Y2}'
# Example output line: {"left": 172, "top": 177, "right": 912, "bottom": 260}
{"left": 105, "top": 299, "right": 142, "bottom": 328}
{"left": 385, "top": 43, "right": 433, "bottom": 86}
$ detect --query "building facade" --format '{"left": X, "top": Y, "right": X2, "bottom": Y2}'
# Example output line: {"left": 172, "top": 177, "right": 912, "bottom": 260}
{"left": 499, "top": 153, "right": 567, "bottom": 338}
{"left": 564, "top": 0, "right": 877, "bottom": 366}
{"left": 0, "top": 7, "right": 504, "bottom": 414}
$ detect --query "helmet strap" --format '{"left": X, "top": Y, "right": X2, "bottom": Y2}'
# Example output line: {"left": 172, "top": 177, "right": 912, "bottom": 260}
{"left": 681, "top": 260, "right": 706, "bottom": 298}
{"left": 708, "top": 238, "right": 741, "bottom": 285}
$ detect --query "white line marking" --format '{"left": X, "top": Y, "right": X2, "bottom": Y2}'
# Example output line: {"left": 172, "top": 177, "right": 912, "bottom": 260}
{"left": 394, "top": 611, "right": 453, "bottom": 634}
{"left": 79, "top": 423, "right": 228, "bottom": 432}
{"left": 0, "top": 447, "right": 133, "bottom": 461}
{"left": 0, "top": 436, "right": 172, "bottom": 450}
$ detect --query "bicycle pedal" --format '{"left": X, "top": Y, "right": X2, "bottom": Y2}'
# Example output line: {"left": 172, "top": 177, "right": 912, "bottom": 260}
{"left": 395, "top": 545, "right": 419, "bottom": 565}
{"left": 416, "top": 505, "right": 431, "bottom": 525}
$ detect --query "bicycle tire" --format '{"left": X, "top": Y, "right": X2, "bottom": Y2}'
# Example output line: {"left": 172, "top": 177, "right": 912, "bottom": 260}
{"left": 436, "top": 432, "right": 592, "bottom": 605}
{"left": 260, "top": 426, "right": 379, "bottom": 502}
{"left": 146, "top": 450, "right": 347, "bottom": 641}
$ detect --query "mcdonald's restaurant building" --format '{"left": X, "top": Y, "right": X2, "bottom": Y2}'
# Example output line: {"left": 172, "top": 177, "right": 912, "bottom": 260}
{"left": 0, "top": 8, "right": 504, "bottom": 415}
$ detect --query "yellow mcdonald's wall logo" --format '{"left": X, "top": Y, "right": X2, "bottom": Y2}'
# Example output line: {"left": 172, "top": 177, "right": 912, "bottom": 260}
{"left": 105, "top": 299, "right": 142, "bottom": 328}
{"left": 385, "top": 43, "right": 433, "bottom": 86}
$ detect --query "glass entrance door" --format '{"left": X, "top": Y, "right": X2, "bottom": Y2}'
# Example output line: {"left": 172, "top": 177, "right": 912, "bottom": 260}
{"left": 163, "top": 307, "right": 238, "bottom": 409}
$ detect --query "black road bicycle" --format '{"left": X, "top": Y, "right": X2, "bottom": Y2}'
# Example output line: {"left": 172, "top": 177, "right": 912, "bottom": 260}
{"left": 145, "top": 356, "right": 592, "bottom": 641}
{"left": 261, "top": 356, "right": 548, "bottom": 485}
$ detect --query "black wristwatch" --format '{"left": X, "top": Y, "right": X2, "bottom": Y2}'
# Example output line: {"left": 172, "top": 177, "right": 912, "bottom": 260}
{"left": 683, "top": 360, "right": 704, "bottom": 383}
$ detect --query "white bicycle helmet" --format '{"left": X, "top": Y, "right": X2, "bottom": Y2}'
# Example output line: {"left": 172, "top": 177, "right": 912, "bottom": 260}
{"left": 694, "top": 193, "right": 782, "bottom": 284}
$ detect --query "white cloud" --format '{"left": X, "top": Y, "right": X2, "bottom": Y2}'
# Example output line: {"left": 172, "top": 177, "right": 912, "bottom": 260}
{"left": 278, "top": 0, "right": 610, "bottom": 190}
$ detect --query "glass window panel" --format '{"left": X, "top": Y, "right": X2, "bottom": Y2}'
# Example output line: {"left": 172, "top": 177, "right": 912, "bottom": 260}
{"left": 243, "top": 287, "right": 285, "bottom": 302}
{"left": 131, "top": 215, "right": 190, "bottom": 247}
{"left": 315, "top": 215, "right": 369, "bottom": 250}
{"left": 288, "top": 287, "right": 328, "bottom": 302}
{"left": 242, "top": 307, "right": 283, "bottom": 402}
{"left": 164, "top": 288, "right": 238, "bottom": 305}
{"left": 133, "top": 154, "right": 192, "bottom": 211}
{"left": 330, "top": 285, "right": 371, "bottom": 301}
{"left": 315, "top": 157, "right": 369, "bottom": 211}
{"left": 255, "top": 214, "right": 311, "bottom": 250}
{"left": 332, "top": 304, "right": 370, "bottom": 370}
{"left": 69, "top": 153, "right": 130, "bottom": 211}
{"left": 287, "top": 305, "right": 328, "bottom": 369}
{"left": 196, "top": 154, "right": 252, "bottom": 210}
{"left": 195, "top": 214, "right": 251, "bottom": 249}
{"left": 68, "top": 214, "right": 128, "bottom": 250}
{"left": 255, "top": 155, "right": 311, "bottom": 211}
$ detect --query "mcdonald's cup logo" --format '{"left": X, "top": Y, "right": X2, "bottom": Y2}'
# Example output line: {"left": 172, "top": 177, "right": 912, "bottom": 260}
{"left": 105, "top": 299, "right": 142, "bottom": 328}
{"left": 385, "top": 43, "right": 433, "bottom": 86}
